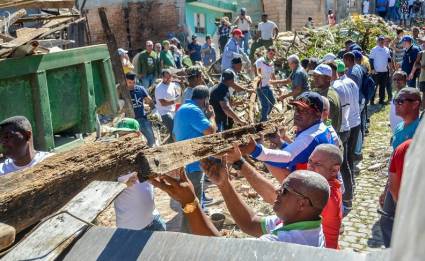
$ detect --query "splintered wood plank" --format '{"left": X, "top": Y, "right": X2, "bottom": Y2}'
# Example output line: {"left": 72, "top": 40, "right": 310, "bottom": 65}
{"left": 2, "top": 181, "right": 126, "bottom": 261}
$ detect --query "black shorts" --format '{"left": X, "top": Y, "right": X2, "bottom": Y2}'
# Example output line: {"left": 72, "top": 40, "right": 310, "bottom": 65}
{"left": 419, "top": 81, "right": 425, "bottom": 92}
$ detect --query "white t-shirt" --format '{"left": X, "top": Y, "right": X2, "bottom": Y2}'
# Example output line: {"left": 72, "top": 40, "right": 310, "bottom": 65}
{"left": 341, "top": 75, "right": 361, "bottom": 129}
{"left": 369, "top": 46, "right": 391, "bottom": 73}
{"left": 0, "top": 151, "right": 52, "bottom": 176}
{"left": 259, "top": 215, "right": 325, "bottom": 247}
{"left": 390, "top": 101, "right": 403, "bottom": 133}
{"left": 114, "top": 173, "right": 158, "bottom": 230}
{"left": 332, "top": 76, "right": 361, "bottom": 132}
{"left": 155, "top": 81, "right": 178, "bottom": 116}
{"left": 237, "top": 17, "right": 251, "bottom": 31}
{"left": 255, "top": 57, "right": 274, "bottom": 87}
{"left": 258, "top": 21, "right": 277, "bottom": 40}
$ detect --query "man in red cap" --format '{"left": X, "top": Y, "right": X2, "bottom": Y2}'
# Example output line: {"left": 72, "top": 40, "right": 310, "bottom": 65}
{"left": 221, "top": 28, "right": 247, "bottom": 72}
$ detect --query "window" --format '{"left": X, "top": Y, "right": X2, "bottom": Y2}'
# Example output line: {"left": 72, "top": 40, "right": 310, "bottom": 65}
{"left": 194, "top": 13, "right": 206, "bottom": 34}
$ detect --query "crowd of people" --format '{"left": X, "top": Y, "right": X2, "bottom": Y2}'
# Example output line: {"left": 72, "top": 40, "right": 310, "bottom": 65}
{"left": 365, "top": 0, "right": 425, "bottom": 27}
{"left": 1, "top": 7, "right": 424, "bottom": 252}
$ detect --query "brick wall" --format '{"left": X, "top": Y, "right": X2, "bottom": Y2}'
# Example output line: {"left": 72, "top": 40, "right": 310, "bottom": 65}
{"left": 85, "top": 0, "right": 183, "bottom": 54}
{"left": 263, "top": 0, "right": 327, "bottom": 31}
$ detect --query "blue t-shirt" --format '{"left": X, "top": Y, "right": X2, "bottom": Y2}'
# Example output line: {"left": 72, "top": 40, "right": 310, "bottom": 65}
{"left": 130, "top": 85, "right": 149, "bottom": 119}
{"left": 392, "top": 117, "right": 420, "bottom": 149}
{"left": 188, "top": 42, "right": 202, "bottom": 62}
{"left": 173, "top": 100, "right": 212, "bottom": 172}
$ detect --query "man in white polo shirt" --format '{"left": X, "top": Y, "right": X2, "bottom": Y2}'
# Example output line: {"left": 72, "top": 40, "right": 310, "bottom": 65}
{"left": 155, "top": 69, "right": 180, "bottom": 143}
{"left": 369, "top": 35, "right": 392, "bottom": 105}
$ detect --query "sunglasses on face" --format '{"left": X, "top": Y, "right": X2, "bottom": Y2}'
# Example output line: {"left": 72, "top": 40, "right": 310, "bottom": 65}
{"left": 278, "top": 183, "right": 316, "bottom": 208}
{"left": 393, "top": 98, "right": 418, "bottom": 105}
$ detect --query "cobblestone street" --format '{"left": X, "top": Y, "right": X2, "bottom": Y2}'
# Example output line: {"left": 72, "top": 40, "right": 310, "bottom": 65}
{"left": 339, "top": 105, "right": 392, "bottom": 252}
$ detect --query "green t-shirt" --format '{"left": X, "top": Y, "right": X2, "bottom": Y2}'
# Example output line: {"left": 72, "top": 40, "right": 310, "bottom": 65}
{"left": 138, "top": 50, "right": 159, "bottom": 76}
{"left": 160, "top": 50, "right": 176, "bottom": 68}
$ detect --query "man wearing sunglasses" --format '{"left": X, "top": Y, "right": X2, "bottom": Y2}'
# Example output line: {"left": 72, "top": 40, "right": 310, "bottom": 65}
{"left": 150, "top": 164, "right": 330, "bottom": 247}
{"left": 391, "top": 87, "right": 421, "bottom": 149}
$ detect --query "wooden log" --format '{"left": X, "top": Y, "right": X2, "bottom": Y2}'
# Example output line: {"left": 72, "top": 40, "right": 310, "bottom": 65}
{"left": 98, "top": 7, "right": 135, "bottom": 118}
{"left": 0, "top": 223, "right": 15, "bottom": 251}
{"left": 16, "top": 14, "right": 80, "bottom": 23}
{"left": 2, "top": 181, "right": 125, "bottom": 261}
{"left": 0, "top": 135, "right": 146, "bottom": 234}
{"left": 0, "top": 118, "right": 287, "bottom": 233}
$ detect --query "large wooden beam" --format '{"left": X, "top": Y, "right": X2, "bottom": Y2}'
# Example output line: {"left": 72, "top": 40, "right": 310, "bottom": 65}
{"left": 98, "top": 7, "right": 135, "bottom": 118}
{"left": 0, "top": 118, "right": 286, "bottom": 233}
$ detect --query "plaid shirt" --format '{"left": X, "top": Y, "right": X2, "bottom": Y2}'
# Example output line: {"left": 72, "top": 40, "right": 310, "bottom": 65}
{"left": 218, "top": 25, "right": 230, "bottom": 38}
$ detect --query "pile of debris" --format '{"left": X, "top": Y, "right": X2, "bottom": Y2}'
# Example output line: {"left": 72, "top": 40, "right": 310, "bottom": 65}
{"left": 270, "top": 15, "right": 396, "bottom": 67}
{"left": 0, "top": 0, "right": 88, "bottom": 59}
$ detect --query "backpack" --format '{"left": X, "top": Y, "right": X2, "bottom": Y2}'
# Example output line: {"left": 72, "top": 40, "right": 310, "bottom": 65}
{"left": 361, "top": 73, "right": 376, "bottom": 102}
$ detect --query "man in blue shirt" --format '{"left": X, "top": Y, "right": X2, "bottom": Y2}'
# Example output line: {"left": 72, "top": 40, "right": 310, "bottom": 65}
{"left": 173, "top": 85, "right": 217, "bottom": 232}
{"left": 126, "top": 72, "right": 156, "bottom": 147}
{"left": 402, "top": 35, "right": 421, "bottom": 87}
{"left": 201, "top": 35, "right": 217, "bottom": 67}
{"left": 187, "top": 34, "right": 202, "bottom": 64}
{"left": 221, "top": 29, "right": 246, "bottom": 72}
{"left": 391, "top": 87, "right": 421, "bottom": 149}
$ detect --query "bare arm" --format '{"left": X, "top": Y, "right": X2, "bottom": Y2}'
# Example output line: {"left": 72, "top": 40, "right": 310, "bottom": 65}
{"left": 226, "top": 145, "right": 277, "bottom": 204}
{"left": 219, "top": 101, "right": 244, "bottom": 124}
{"left": 388, "top": 172, "right": 401, "bottom": 202}
{"left": 159, "top": 98, "right": 175, "bottom": 106}
{"left": 203, "top": 106, "right": 217, "bottom": 135}
{"left": 201, "top": 158, "right": 263, "bottom": 237}
{"left": 144, "top": 96, "right": 154, "bottom": 107}
{"left": 150, "top": 169, "right": 220, "bottom": 236}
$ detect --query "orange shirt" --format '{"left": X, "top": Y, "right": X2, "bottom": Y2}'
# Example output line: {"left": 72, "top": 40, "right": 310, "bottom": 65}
{"left": 321, "top": 178, "right": 343, "bottom": 249}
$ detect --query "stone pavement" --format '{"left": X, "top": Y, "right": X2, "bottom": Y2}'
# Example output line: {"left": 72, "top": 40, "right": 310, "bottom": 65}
{"left": 339, "top": 105, "right": 392, "bottom": 252}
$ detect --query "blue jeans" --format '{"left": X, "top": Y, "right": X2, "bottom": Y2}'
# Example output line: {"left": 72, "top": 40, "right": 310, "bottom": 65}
{"left": 137, "top": 117, "right": 155, "bottom": 147}
{"left": 242, "top": 31, "right": 251, "bottom": 54}
{"left": 380, "top": 191, "right": 396, "bottom": 248}
{"left": 143, "top": 214, "right": 166, "bottom": 231}
{"left": 141, "top": 74, "right": 156, "bottom": 89}
{"left": 355, "top": 101, "right": 366, "bottom": 155}
{"left": 161, "top": 113, "right": 175, "bottom": 143}
{"left": 257, "top": 85, "right": 276, "bottom": 122}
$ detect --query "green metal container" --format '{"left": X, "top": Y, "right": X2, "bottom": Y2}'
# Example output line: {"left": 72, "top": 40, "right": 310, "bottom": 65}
{"left": 0, "top": 44, "right": 120, "bottom": 151}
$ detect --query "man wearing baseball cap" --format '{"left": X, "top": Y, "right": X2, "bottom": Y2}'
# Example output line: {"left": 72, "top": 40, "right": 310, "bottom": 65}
{"left": 210, "top": 70, "right": 247, "bottom": 131}
{"left": 187, "top": 34, "right": 202, "bottom": 64}
{"left": 402, "top": 35, "right": 420, "bottom": 87}
{"left": 311, "top": 64, "right": 342, "bottom": 132}
{"left": 221, "top": 29, "right": 246, "bottom": 72}
{"left": 237, "top": 91, "right": 335, "bottom": 182}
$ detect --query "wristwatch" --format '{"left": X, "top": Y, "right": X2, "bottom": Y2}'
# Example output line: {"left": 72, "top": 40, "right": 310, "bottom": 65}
{"left": 232, "top": 158, "right": 245, "bottom": 170}
{"left": 182, "top": 198, "right": 199, "bottom": 214}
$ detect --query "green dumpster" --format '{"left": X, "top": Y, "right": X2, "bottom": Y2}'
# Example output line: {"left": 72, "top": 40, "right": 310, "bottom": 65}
{"left": 0, "top": 44, "right": 120, "bottom": 151}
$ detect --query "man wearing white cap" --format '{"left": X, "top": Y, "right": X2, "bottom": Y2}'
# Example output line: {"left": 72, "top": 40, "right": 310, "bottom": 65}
{"left": 311, "top": 64, "right": 342, "bottom": 132}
